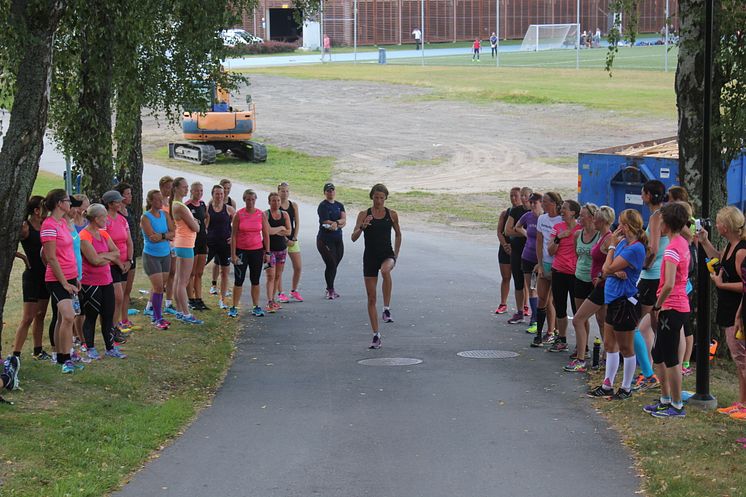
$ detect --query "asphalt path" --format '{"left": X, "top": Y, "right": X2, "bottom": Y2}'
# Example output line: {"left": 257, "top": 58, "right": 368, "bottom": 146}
{"left": 27, "top": 137, "right": 639, "bottom": 497}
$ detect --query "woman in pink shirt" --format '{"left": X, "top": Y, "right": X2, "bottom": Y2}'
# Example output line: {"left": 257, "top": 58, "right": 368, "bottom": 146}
{"left": 79, "top": 204, "right": 126, "bottom": 360}
{"left": 102, "top": 190, "right": 134, "bottom": 341}
{"left": 41, "top": 189, "right": 82, "bottom": 374}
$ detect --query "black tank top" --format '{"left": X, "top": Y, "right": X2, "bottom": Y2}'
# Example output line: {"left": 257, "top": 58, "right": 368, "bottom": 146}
{"left": 188, "top": 201, "right": 207, "bottom": 239}
{"left": 267, "top": 209, "right": 288, "bottom": 251}
{"left": 363, "top": 208, "right": 393, "bottom": 256}
{"left": 719, "top": 239, "right": 746, "bottom": 325}
{"left": 280, "top": 200, "right": 297, "bottom": 240}
{"left": 207, "top": 203, "right": 231, "bottom": 243}
{"left": 21, "top": 221, "right": 44, "bottom": 274}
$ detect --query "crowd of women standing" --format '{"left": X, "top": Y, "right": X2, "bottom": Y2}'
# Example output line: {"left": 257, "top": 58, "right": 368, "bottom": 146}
{"left": 496, "top": 180, "right": 746, "bottom": 419}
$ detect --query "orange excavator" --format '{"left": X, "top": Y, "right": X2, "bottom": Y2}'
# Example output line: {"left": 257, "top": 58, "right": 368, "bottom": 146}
{"left": 168, "top": 83, "right": 267, "bottom": 165}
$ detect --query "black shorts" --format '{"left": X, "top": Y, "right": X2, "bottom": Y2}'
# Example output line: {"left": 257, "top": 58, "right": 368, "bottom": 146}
{"left": 110, "top": 264, "right": 128, "bottom": 284}
{"left": 521, "top": 259, "right": 537, "bottom": 274}
{"left": 498, "top": 246, "right": 511, "bottom": 265}
{"left": 207, "top": 241, "right": 231, "bottom": 267}
{"left": 588, "top": 282, "right": 605, "bottom": 306}
{"left": 22, "top": 269, "right": 49, "bottom": 303}
{"left": 605, "top": 296, "right": 641, "bottom": 332}
{"left": 194, "top": 236, "right": 208, "bottom": 256}
{"left": 652, "top": 309, "right": 689, "bottom": 367}
{"left": 574, "top": 279, "right": 594, "bottom": 301}
{"left": 363, "top": 252, "right": 395, "bottom": 278}
{"left": 637, "top": 278, "right": 659, "bottom": 307}
{"left": 46, "top": 278, "right": 77, "bottom": 304}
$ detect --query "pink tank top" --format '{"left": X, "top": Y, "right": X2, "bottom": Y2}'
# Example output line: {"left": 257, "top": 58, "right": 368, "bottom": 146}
{"left": 590, "top": 231, "right": 612, "bottom": 282}
{"left": 235, "top": 208, "right": 264, "bottom": 250}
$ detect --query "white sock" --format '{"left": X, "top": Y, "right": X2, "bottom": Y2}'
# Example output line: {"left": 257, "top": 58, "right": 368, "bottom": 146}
{"left": 165, "top": 299, "right": 172, "bottom": 307}
{"left": 384, "top": 306, "right": 390, "bottom": 311}
{"left": 621, "top": 355, "right": 637, "bottom": 391}
{"left": 604, "top": 352, "right": 620, "bottom": 389}
{"left": 145, "top": 301, "right": 153, "bottom": 310}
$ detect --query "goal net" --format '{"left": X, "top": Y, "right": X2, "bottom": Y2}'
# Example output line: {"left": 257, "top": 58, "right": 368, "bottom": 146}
{"left": 520, "top": 24, "right": 579, "bottom": 51}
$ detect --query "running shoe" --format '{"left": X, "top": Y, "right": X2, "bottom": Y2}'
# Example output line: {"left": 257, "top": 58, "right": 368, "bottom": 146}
{"left": 530, "top": 336, "right": 544, "bottom": 348}
{"left": 523, "top": 305, "right": 530, "bottom": 317}
{"left": 632, "top": 374, "right": 660, "bottom": 392}
{"left": 290, "top": 290, "right": 304, "bottom": 302}
{"left": 111, "top": 329, "right": 128, "bottom": 345}
{"left": 369, "top": 334, "right": 382, "bottom": 349}
{"left": 495, "top": 304, "right": 508, "bottom": 314}
{"left": 143, "top": 307, "right": 154, "bottom": 317}
{"left": 116, "top": 321, "right": 132, "bottom": 333}
{"left": 542, "top": 332, "right": 557, "bottom": 344}
{"left": 105, "top": 347, "right": 127, "bottom": 359}
{"left": 507, "top": 312, "right": 524, "bottom": 324}
{"left": 87, "top": 347, "right": 101, "bottom": 360}
{"left": 219, "top": 299, "right": 229, "bottom": 310}
{"left": 651, "top": 405, "right": 685, "bottom": 418}
{"left": 277, "top": 292, "right": 290, "bottom": 304}
{"left": 164, "top": 304, "right": 179, "bottom": 315}
{"left": 729, "top": 408, "right": 746, "bottom": 420}
{"left": 252, "top": 306, "right": 265, "bottom": 317}
{"left": 3, "top": 356, "right": 20, "bottom": 390}
{"left": 80, "top": 343, "right": 87, "bottom": 353}
{"left": 548, "top": 341, "right": 568, "bottom": 353}
{"left": 681, "top": 366, "right": 693, "bottom": 377}
{"left": 181, "top": 314, "right": 204, "bottom": 325}
{"left": 525, "top": 323, "right": 538, "bottom": 334}
{"left": 153, "top": 319, "right": 169, "bottom": 330}
{"left": 196, "top": 299, "right": 210, "bottom": 311}
{"left": 266, "top": 302, "right": 277, "bottom": 313}
{"left": 61, "top": 360, "right": 76, "bottom": 374}
{"left": 224, "top": 290, "right": 233, "bottom": 298}
{"left": 382, "top": 309, "right": 393, "bottom": 323}
{"left": 563, "top": 359, "right": 587, "bottom": 373}
{"left": 209, "top": 286, "right": 219, "bottom": 296}
{"left": 331, "top": 290, "right": 340, "bottom": 299}
{"left": 611, "top": 388, "right": 633, "bottom": 401}
{"left": 32, "top": 350, "right": 52, "bottom": 361}
{"left": 717, "top": 402, "right": 744, "bottom": 415}
{"left": 643, "top": 402, "right": 671, "bottom": 414}
{"left": 228, "top": 306, "right": 239, "bottom": 318}
{"left": 122, "top": 319, "right": 140, "bottom": 330}
{"left": 71, "top": 350, "right": 91, "bottom": 364}
{"left": 587, "top": 379, "right": 614, "bottom": 398}
{"left": 324, "top": 289, "right": 332, "bottom": 300}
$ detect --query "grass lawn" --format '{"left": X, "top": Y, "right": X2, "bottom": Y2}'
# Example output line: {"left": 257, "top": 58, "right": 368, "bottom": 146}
{"left": 0, "top": 173, "right": 242, "bottom": 497}
{"left": 243, "top": 57, "right": 676, "bottom": 118}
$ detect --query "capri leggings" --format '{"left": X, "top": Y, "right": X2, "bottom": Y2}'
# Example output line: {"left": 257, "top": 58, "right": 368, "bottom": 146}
{"left": 234, "top": 248, "right": 263, "bottom": 287}
{"left": 317, "top": 237, "right": 344, "bottom": 290}
{"left": 510, "top": 239, "right": 526, "bottom": 291}
{"left": 80, "top": 283, "right": 115, "bottom": 351}
{"left": 550, "top": 269, "right": 576, "bottom": 319}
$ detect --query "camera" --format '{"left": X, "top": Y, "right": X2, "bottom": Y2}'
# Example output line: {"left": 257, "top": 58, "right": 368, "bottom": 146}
{"left": 694, "top": 218, "right": 712, "bottom": 233}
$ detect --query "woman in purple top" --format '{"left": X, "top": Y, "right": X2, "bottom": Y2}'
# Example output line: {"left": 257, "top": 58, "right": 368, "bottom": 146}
{"left": 515, "top": 192, "right": 543, "bottom": 332}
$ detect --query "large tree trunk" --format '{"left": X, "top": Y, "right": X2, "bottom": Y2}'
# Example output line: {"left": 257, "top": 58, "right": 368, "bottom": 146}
{"left": 0, "top": 0, "right": 66, "bottom": 354}
{"left": 114, "top": 103, "right": 144, "bottom": 257}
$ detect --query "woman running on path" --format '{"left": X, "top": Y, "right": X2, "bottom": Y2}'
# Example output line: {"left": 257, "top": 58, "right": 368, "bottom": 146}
{"left": 277, "top": 182, "right": 303, "bottom": 303}
{"left": 141, "top": 190, "right": 175, "bottom": 330}
{"left": 317, "top": 183, "right": 346, "bottom": 299}
{"left": 186, "top": 182, "right": 209, "bottom": 311}
{"left": 265, "top": 192, "right": 291, "bottom": 312}
{"left": 206, "top": 185, "right": 234, "bottom": 310}
{"left": 169, "top": 178, "right": 203, "bottom": 325}
{"left": 351, "top": 184, "right": 402, "bottom": 350}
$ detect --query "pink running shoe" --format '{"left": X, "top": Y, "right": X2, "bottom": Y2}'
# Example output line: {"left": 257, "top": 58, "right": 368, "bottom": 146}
{"left": 290, "top": 290, "right": 304, "bottom": 302}
{"left": 277, "top": 292, "right": 290, "bottom": 304}
{"left": 495, "top": 304, "right": 508, "bottom": 314}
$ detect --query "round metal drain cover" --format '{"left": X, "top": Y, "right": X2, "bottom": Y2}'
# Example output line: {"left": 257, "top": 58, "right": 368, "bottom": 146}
{"left": 457, "top": 350, "right": 519, "bottom": 359}
{"left": 358, "top": 357, "right": 423, "bottom": 366}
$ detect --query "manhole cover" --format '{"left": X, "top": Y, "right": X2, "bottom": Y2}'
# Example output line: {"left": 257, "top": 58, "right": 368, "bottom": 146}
{"left": 457, "top": 350, "right": 519, "bottom": 359}
{"left": 358, "top": 357, "right": 423, "bottom": 366}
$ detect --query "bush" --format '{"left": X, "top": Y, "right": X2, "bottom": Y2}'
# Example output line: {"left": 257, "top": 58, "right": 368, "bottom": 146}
{"left": 226, "top": 41, "right": 299, "bottom": 56}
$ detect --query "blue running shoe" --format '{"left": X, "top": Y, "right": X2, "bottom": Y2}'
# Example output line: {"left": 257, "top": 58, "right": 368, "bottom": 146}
{"left": 3, "top": 355, "right": 20, "bottom": 390}
{"left": 105, "top": 347, "right": 127, "bottom": 359}
{"left": 182, "top": 314, "right": 204, "bottom": 325}
{"left": 643, "top": 402, "right": 670, "bottom": 414}
{"left": 252, "top": 306, "right": 265, "bottom": 317}
{"left": 143, "top": 308, "right": 154, "bottom": 317}
{"left": 228, "top": 306, "right": 239, "bottom": 318}
{"left": 87, "top": 347, "right": 101, "bottom": 361}
{"left": 61, "top": 360, "right": 77, "bottom": 373}
{"left": 164, "top": 304, "right": 179, "bottom": 315}
{"left": 651, "top": 405, "right": 686, "bottom": 418}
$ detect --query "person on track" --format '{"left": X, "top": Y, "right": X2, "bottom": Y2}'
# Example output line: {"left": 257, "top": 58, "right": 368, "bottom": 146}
{"left": 186, "top": 182, "right": 209, "bottom": 311}
{"left": 277, "top": 182, "right": 304, "bottom": 303}
{"left": 141, "top": 189, "right": 174, "bottom": 330}
{"left": 504, "top": 187, "right": 531, "bottom": 323}
{"left": 515, "top": 192, "right": 543, "bottom": 334}
{"left": 265, "top": 192, "right": 291, "bottom": 313}
{"left": 169, "top": 177, "right": 203, "bottom": 325}
{"left": 351, "top": 184, "right": 402, "bottom": 350}
{"left": 317, "top": 183, "right": 346, "bottom": 299}
{"left": 206, "top": 184, "right": 234, "bottom": 310}
{"left": 530, "top": 192, "right": 562, "bottom": 348}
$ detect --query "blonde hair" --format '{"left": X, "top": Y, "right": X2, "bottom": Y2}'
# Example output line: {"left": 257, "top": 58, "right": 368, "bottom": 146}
{"left": 595, "top": 205, "right": 616, "bottom": 226}
{"left": 716, "top": 206, "right": 746, "bottom": 240}
{"left": 619, "top": 209, "right": 649, "bottom": 247}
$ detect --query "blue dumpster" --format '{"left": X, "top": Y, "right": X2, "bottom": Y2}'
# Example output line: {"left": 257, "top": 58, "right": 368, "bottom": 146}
{"left": 578, "top": 137, "right": 746, "bottom": 223}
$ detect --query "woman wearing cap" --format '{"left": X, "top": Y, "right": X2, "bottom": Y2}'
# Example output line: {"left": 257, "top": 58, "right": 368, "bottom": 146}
{"left": 206, "top": 184, "right": 234, "bottom": 310}
{"left": 230, "top": 189, "right": 271, "bottom": 318}
{"left": 186, "top": 182, "right": 209, "bottom": 311}
{"left": 41, "top": 189, "right": 82, "bottom": 373}
{"left": 115, "top": 182, "right": 139, "bottom": 330}
{"left": 79, "top": 203, "right": 127, "bottom": 359}
{"left": 103, "top": 190, "right": 134, "bottom": 342}
{"left": 351, "top": 184, "right": 401, "bottom": 350}
{"left": 277, "top": 182, "right": 304, "bottom": 303}
{"left": 141, "top": 189, "right": 175, "bottom": 330}
{"left": 169, "top": 177, "right": 203, "bottom": 325}
{"left": 317, "top": 183, "right": 346, "bottom": 299}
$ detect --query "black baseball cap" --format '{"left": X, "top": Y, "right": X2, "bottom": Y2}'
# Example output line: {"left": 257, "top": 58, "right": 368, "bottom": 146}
{"left": 323, "top": 183, "right": 335, "bottom": 192}
{"left": 69, "top": 197, "right": 83, "bottom": 207}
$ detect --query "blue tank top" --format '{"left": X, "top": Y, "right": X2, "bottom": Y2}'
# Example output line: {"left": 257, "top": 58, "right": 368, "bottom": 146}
{"left": 71, "top": 225, "right": 82, "bottom": 280}
{"left": 142, "top": 210, "right": 170, "bottom": 257}
{"left": 640, "top": 216, "right": 669, "bottom": 279}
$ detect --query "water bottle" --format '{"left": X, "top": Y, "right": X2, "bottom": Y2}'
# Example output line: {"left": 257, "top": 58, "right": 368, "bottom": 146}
{"left": 530, "top": 271, "right": 538, "bottom": 290}
{"left": 71, "top": 293, "right": 81, "bottom": 315}
{"left": 591, "top": 336, "right": 601, "bottom": 369}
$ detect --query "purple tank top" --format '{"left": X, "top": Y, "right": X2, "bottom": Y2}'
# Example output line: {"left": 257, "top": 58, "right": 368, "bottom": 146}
{"left": 590, "top": 231, "right": 612, "bottom": 281}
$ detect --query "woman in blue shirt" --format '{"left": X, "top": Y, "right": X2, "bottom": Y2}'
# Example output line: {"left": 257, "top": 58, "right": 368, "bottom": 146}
{"left": 317, "top": 183, "right": 346, "bottom": 299}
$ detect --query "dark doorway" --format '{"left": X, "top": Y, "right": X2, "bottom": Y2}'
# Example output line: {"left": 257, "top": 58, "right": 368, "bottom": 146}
{"left": 269, "top": 8, "right": 302, "bottom": 42}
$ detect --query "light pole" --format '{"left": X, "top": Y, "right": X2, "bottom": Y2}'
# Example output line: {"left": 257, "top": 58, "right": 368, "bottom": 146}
{"left": 421, "top": 0, "right": 425, "bottom": 66}
{"left": 664, "top": 0, "right": 669, "bottom": 72}
{"left": 353, "top": 0, "right": 357, "bottom": 63}
{"left": 576, "top": 0, "right": 580, "bottom": 69}
{"left": 496, "top": 0, "right": 500, "bottom": 67}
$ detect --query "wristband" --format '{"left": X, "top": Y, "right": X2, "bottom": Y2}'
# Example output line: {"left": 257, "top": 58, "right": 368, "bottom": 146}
{"left": 608, "top": 245, "right": 616, "bottom": 251}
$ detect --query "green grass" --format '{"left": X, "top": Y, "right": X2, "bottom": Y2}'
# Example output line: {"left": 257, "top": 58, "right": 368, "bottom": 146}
{"left": 32, "top": 170, "right": 66, "bottom": 195}
{"left": 0, "top": 174, "right": 242, "bottom": 497}
{"left": 243, "top": 55, "right": 676, "bottom": 118}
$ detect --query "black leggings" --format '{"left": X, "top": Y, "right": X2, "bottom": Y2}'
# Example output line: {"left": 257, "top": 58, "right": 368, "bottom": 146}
{"left": 234, "top": 248, "right": 264, "bottom": 287}
{"left": 510, "top": 240, "right": 526, "bottom": 291}
{"left": 317, "top": 237, "right": 344, "bottom": 290}
{"left": 80, "top": 284, "right": 115, "bottom": 351}
{"left": 550, "top": 270, "right": 577, "bottom": 319}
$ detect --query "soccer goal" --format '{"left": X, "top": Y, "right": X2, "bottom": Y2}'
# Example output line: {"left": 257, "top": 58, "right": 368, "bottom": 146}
{"left": 520, "top": 24, "right": 580, "bottom": 51}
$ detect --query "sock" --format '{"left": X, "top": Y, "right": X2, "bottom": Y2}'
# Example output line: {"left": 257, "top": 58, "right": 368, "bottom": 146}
{"left": 13, "top": 351, "right": 21, "bottom": 358}
{"left": 212, "top": 280, "right": 217, "bottom": 286}
{"left": 145, "top": 300, "right": 153, "bottom": 311}
{"left": 682, "top": 361, "right": 690, "bottom": 369}
{"left": 33, "top": 346, "right": 42, "bottom": 355}
{"left": 529, "top": 297, "right": 538, "bottom": 322}
{"left": 634, "top": 330, "right": 654, "bottom": 377}
{"left": 621, "top": 355, "right": 637, "bottom": 391}
{"left": 536, "top": 307, "right": 547, "bottom": 335}
{"left": 384, "top": 306, "right": 390, "bottom": 311}
{"left": 672, "top": 401, "right": 684, "bottom": 409}
{"left": 58, "top": 353, "right": 70, "bottom": 364}
{"left": 604, "top": 352, "right": 620, "bottom": 389}
{"left": 661, "top": 395, "right": 672, "bottom": 404}
{"left": 152, "top": 293, "right": 163, "bottom": 322}
{"left": 165, "top": 299, "right": 172, "bottom": 308}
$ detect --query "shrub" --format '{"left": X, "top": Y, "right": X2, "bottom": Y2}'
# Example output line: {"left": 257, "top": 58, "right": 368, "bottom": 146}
{"left": 226, "top": 41, "right": 299, "bottom": 56}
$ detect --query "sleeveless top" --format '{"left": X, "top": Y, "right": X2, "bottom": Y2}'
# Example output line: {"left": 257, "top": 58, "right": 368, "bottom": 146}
{"left": 235, "top": 208, "right": 264, "bottom": 251}
{"left": 70, "top": 223, "right": 82, "bottom": 280}
{"left": 267, "top": 209, "right": 288, "bottom": 252}
{"left": 142, "top": 210, "right": 170, "bottom": 257}
{"left": 187, "top": 200, "right": 207, "bottom": 242}
{"left": 21, "top": 221, "right": 45, "bottom": 275}
{"left": 280, "top": 200, "right": 297, "bottom": 240}
{"left": 575, "top": 229, "right": 600, "bottom": 282}
{"left": 640, "top": 212, "right": 670, "bottom": 279}
{"left": 719, "top": 239, "right": 746, "bottom": 326}
{"left": 590, "top": 231, "right": 612, "bottom": 284}
{"left": 172, "top": 200, "right": 197, "bottom": 248}
{"left": 207, "top": 203, "right": 231, "bottom": 244}
{"left": 363, "top": 207, "right": 394, "bottom": 257}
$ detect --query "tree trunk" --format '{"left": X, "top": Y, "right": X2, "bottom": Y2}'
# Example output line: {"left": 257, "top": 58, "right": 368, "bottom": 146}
{"left": 0, "top": 0, "right": 66, "bottom": 354}
{"left": 114, "top": 103, "right": 144, "bottom": 257}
